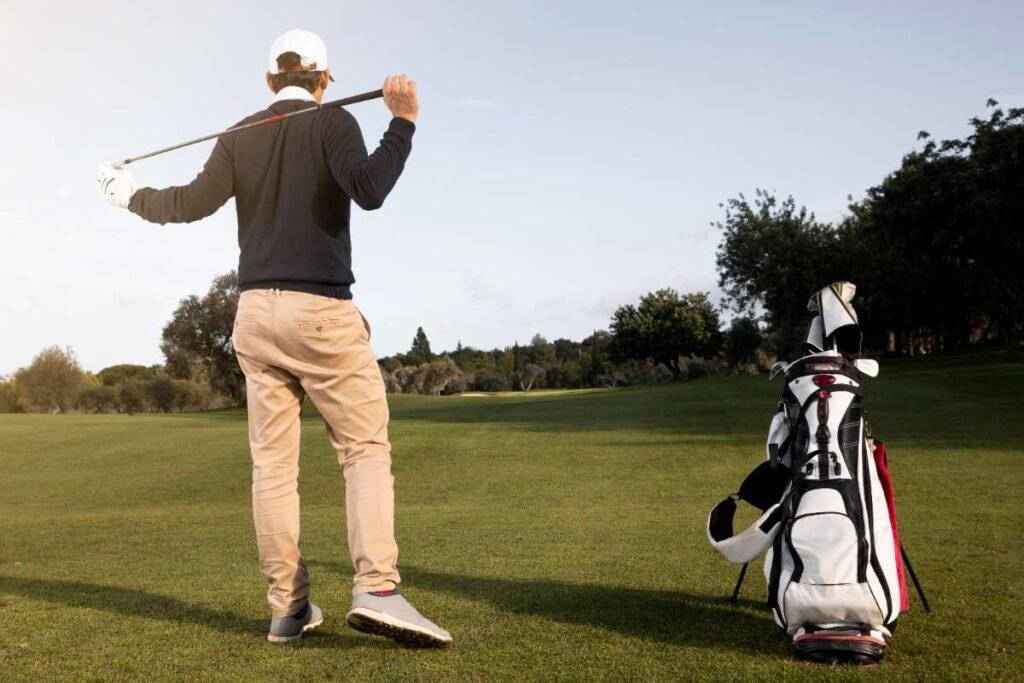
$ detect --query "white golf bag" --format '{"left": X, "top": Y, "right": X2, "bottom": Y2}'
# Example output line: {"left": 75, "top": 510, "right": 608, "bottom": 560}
{"left": 707, "top": 283, "right": 924, "bottom": 664}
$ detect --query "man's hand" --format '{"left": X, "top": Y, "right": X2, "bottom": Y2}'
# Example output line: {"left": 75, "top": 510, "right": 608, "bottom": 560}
{"left": 383, "top": 75, "right": 418, "bottom": 124}
{"left": 96, "top": 163, "right": 137, "bottom": 209}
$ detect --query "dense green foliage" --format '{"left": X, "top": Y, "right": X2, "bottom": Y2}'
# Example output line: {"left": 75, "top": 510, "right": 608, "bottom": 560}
{"left": 10, "top": 346, "right": 84, "bottom": 413}
{"left": 161, "top": 271, "right": 243, "bottom": 403}
{"left": 382, "top": 296, "right": 732, "bottom": 395}
{"left": 609, "top": 289, "right": 722, "bottom": 378}
{"left": 1, "top": 350, "right": 1020, "bottom": 680}
{"left": 0, "top": 349, "right": 223, "bottom": 415}
{"left": 716, "top": 103, "right": 1024, "bottom": 356}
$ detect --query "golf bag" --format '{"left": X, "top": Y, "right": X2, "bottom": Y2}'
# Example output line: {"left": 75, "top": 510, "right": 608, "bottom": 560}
{"left": 706, "top": 283, "right": 926, "bottom": 665}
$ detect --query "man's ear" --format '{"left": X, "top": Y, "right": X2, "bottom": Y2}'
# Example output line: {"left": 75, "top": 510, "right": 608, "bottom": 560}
{"left": 266, "top": 72, "right": 276, "bottom": 94}
{"left": 320, "top": 70, "right": 331, "bottom": 91}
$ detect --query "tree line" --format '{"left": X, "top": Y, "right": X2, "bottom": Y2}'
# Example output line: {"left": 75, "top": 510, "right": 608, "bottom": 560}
{"left": 1, "top": 280, "right": 743, "bottom": 410}
{"left": 0, "top": 346, "right": 227, "bottom": 414}
{"left": 375, "top": 290, "right": 746, "bottom": 395}
{"left": 716, "top": 101, "right": 1023, "bottom": 356}
{"left": 3, "top": 101, "right": 1018, "bottom": 410}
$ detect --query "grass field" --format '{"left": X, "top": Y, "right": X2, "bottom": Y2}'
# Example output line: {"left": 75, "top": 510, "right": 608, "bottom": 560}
{"left": 1, "top": 349, "right": 1022, "bottom": 681}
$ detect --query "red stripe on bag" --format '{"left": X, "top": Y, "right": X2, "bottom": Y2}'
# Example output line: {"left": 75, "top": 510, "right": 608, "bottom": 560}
{"left": 872, "top": 440, "right": 910, "bottom": 612}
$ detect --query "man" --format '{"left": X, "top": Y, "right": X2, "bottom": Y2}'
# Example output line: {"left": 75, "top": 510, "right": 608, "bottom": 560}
{"left": 96, "top": 28, "right": 451, "bottom": 648}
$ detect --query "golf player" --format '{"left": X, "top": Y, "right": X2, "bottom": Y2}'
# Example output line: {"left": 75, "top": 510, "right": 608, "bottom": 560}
{"left": 96, "top": 29, "right": 451, "bottom": 647}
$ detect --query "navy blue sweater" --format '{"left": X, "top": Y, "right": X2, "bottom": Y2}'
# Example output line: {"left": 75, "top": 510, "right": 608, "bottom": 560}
{"left": 129, "top": 94, "right": 415, "bottom": 299}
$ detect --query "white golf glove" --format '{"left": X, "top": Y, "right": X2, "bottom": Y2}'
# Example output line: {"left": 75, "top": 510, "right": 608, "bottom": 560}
{"left": 96, "top": 163, "right": 137, "bottom": 209}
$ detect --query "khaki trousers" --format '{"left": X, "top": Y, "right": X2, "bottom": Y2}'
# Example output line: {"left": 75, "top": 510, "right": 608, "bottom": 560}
{"left": 232, "top": 289, "right": 399, "bottom": 617}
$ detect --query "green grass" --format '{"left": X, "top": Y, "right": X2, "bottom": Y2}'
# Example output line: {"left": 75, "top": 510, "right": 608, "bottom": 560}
{"left": 1, "top": 348, "right": 1022, "bottom": 681}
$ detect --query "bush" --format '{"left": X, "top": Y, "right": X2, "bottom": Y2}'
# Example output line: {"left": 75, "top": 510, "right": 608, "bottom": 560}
{"left": 654, "top": 364, "right": 674, "bottom": 384}
{"left": 421, "top": 358, "right": 462, "bottom": 396}
{"left": 0, "top": 378, "right": 25, "bottom": 413}
{"left": 679, "top": 356, "right": 709, "bottom": 381}
{"left": 118, "top": 381, "right": 145, "bottom": 415}
{"left": 15, "top": 346, "right": 83, "bottom": 413}
{"left": 442, "top": 374, "right": 468, "bottom": 395}
{"left": 734, "top": 361, "right": 760, "bottom": 376}
{"left": 615, "top": 359, "right": 657, "bottom": 386}
{"left": 172, "top": 380, "right": 218, "bottom": 412}
{"left": 381, "top": 369, "right": 403, "bottom": 394}
{"left": 147, "top": 376, "right": 176, "bottom": 413}
{"left": 98, "top": 364, "right": 157, "bottom": 387}
{"left": 75, "top": 385, "right": 118, "bottom": 413}
{"left": 395, "top": 366, "right": 425, "bottom": 394}
{"left": 473, "top": 373, "right": 509, "bottom": 392}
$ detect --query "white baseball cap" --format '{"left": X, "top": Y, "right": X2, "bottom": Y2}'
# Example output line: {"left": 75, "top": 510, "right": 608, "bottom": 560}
{"left": 268, "top": 29, "right": 330, "bottom": 74}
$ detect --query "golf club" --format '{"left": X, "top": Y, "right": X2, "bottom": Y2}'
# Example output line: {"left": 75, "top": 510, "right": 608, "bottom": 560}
{"left": 112, "top": 88, "right": 384, "bottom": 168}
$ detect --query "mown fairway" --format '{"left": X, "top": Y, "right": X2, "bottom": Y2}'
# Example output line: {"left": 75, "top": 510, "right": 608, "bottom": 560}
{"left": 1, "top": 350, "right": 1021, "bottom": 681}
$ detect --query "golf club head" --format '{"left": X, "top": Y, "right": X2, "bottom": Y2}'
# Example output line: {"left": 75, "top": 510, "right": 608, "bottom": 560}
{"left": 853, "top": 358, "right": 879, "bottom": 377}
{"left": 769, "top": 361, "right": 790, "bottom": 380}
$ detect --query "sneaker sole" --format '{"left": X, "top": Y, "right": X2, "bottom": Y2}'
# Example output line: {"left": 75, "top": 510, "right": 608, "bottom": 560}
{"left": 267, "top": 613, "right": 324, "bottom": 644}
{"left": 346, "top": 608, "right": 452, "bottom": 649}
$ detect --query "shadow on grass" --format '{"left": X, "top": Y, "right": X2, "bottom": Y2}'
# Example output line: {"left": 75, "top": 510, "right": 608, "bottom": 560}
{"left": 311, "top": 561, "right": 785, "bottom": 657}
{"left": 0, "top": 575, "right": 375, "bottom": 649}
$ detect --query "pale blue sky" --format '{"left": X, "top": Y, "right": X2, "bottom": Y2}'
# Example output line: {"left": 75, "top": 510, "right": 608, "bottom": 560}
{"left": 1, "top": 0, "right": 1021, "bottom": 374}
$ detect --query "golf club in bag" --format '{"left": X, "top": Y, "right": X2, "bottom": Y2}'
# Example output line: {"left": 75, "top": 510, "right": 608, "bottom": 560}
{"left": 706, "top": 282, "right": 929, "bottom": 665}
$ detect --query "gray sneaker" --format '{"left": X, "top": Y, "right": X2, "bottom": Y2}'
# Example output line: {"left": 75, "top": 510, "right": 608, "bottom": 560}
{"left": 267, "top": 602, "right": 324, "bottom": 643}
{"left": 346, "top": 590, "right": 452, "bottom": 648}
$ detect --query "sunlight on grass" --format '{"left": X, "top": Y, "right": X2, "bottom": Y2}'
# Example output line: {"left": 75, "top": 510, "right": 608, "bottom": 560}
{"left": 1, "top": 349, "right": 1021, "bottom": 680}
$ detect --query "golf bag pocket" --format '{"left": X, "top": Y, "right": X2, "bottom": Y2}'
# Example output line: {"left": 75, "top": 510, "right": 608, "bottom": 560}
{"left": 784, "top": 582, "right": 883, "bottom": 629}
{"left": 789, "top": 508, "right": 859, "bottom": 583}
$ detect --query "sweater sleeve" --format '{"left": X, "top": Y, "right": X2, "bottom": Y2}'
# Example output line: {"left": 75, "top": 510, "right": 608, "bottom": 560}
{"left": 128, "top": 139, "right": 233, "bottom": 224}
{"left": 322, "top": 110, "right": 415, "bottom": 211}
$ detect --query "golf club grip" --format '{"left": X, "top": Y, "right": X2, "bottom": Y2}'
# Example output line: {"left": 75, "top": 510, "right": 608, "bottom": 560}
{"left": 323, "top": 89, "right": 384, "bottom": 108}
{"left": 114, "top": 88, "right": 386, "bottom": 167}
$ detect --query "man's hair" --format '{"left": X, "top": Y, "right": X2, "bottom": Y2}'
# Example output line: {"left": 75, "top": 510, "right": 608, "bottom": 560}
{"left": 269, "top": 51, "right": 323, "bottom": 94}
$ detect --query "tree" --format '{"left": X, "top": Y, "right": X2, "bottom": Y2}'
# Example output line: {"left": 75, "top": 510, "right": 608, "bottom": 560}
{"left": 98, "top": 364, "right": 157, "bottom": 386}
{"left": 609, "top": 290, "right": 723, "bottom": 378}
{"left": 520, "top": 363, "right": 546, "bottom": 391}
{"left": 726, "top": 316, "right": 763, "bottom": 368}
{"left": 172, "top": 379, "right": 215, "bottom": 412}
{"left": 0, "top": 377, "right": 24, "bottom": 413}
{"left": 15, "top": 346, "right": 84, "bottom": 412}
{"left": 529, "top": 334, "right": 556, "bottom": 366}
{"left": 147, "top": 376, "right": 176, "bottom": 413}
{"left": 118, "top": 381, "right": 145, "bottom": 415}
{"left": 714, "top": 190, "right": 844, "bottom": 354}
{"left": 552, "top": 338, "right": 579, "bottom": 363}
{"left": 75, "top": 385, "right": 118, "bottom": 413}
{"left": 420, "top": 358, "right": 462, "bottom": 396}
{"left": 714, "top": 103, "right": 1024, "bottom": 355}
{"left": 380, "top": 368, "right": 403, "bottom": 394}
{"left": 379, "top": 357, "right": 402, "bottom": 373}
{"left": 161, "top": 271, "right": 243, "bottom": 403}
{"left": 581, "top": 331, "right": 613, "bottom": 386}
{"left": 395, "top": 365, "right": 426, "bottom": 394}
{"left": 408, "top": 327, "right": 433, "bottom": 363}
{"left": 845, "top": 102, "right": 1024, "bottom": 351}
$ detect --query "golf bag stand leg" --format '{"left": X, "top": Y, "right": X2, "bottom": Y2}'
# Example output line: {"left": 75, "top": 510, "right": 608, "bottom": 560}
{"left": 900, "top": 544, "right": 931, "bottom": 613}
{"left": 730, "top": 563, "right": 749, "bottom": 603}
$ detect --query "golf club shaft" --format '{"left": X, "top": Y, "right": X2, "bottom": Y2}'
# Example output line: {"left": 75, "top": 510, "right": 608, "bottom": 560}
{"left": 113, "top": 89, "right": 384, "bottom": 168}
